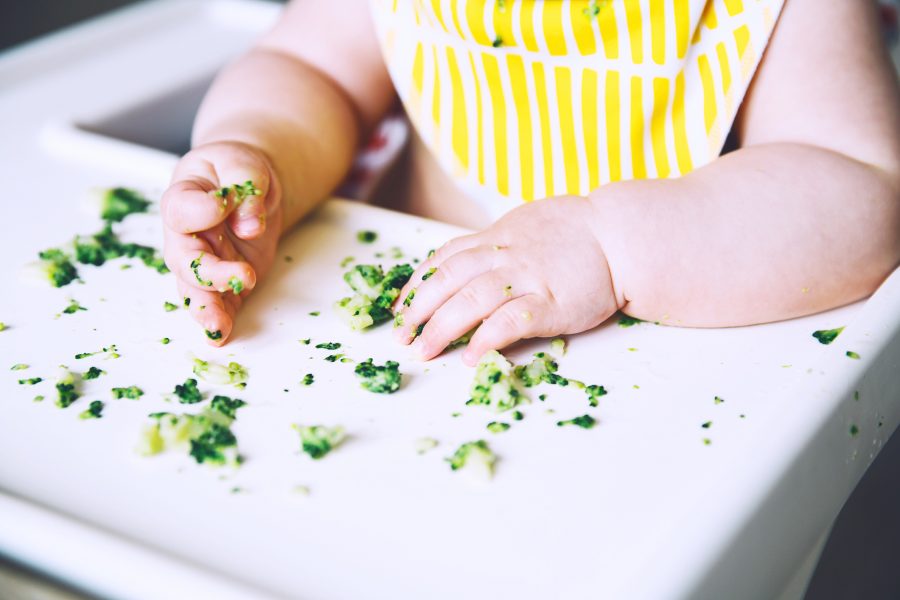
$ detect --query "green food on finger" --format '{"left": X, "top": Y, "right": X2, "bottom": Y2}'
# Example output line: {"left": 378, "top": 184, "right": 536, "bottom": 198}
{"left": 228, "top": 276, "right": 243, "bottom": 295}
{"left": 191, "top": 253, "right": 213, "bottom": 287}
{"left": 214, "top": 180, "right": 261, "bottom": 206}
{"left": 205, "top": 329, "right": 222, "bottom": 341}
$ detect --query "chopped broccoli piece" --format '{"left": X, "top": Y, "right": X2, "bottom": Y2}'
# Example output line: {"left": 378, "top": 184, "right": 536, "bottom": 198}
{"left": 299, "top": 338, "right": 311, "bottom": 345}
{"left": 486, "top": 421, "right": 510, "bottom": 433}
{"left": 812, "top": 327, "right": 845, "bottom": 345}
{"left": 503, "top": 285, "right": 513, "bottom": 297}
{"left": 714, "top": 396, "right": 725, "bottom": 404}
{"left": 309, "top": 311, "right": 320, "bottom": 317}
{"left": 556, "top": 414, "right": 597, "bottom": 429}
{"left": 357, "top": 230, "right": 378, "bottom": 243}
{"left": 191, "top": 253, "right": 213, "bottom": 287}
{"left": 422, "top": 267, "right": 437, "bottom": 281}
{"left": 183, "top": 297, "right": 191, "bottom": 307}
{"left": 514, "top": 352, "right": 559, "bottom": 387}
{"left": 585, "top": 384, "right": 607, "bottom": 407}
{"left": 550, "top": 337, "right": 567, "bottom": 355}
{"left": 38, "top": 248, "right": 79, "bottom": 287}
{"left": 414, "top": 437, "right": 438, "bottom": 454}
{"left": 61, "top": 299, "right": 87, "bottom": 315}
{"left": 192, "top": 357, "right": 248, "bottom": 388}
{"left": 55, "top": 368, "right": 79, "bottom": 408}
{"left": 138, "top": 401, "right": 245, "bottom": 467}
{"left": 468, "top": 350, "right": 527, "bottom": 412}
{"left": 334, "top": 263, "right": 413, "bottom": 330}
{"left": 10, "top": 364, "right": 28, "bottom": 371}
{"left": 446, "top": 440, "right": 496, "bottom": 480}
{"left": 79, "top": 400, "right": 104, "bottom": 419}
{"left": 393, "top": 313, "right": 404, "bottom": 328}
{"left": 173, "top": 378, "right": 203, "bottom": 404}
{"left": 73, "top": 225, "right": 168, "bottom": 274}
{"left": 205, "top": 329, "right": 222, "bottom": 341}
{"left": 538, "top": 393, "right": 547, "bottom": 401}
{"left": 414, "top": 323, "right": 425, "bottom": 338}
{"left": 111, "top": 385, "right": 143, "bottom": 400}
{"left": 846, "top": 351, "right": 861, "bottom": 360}
{"left": 301, "top": 373, "right": 314, "bottom": 386}
{"left": 850, "top": 424, "right": 859, "bottom": 436}
{"left": 512, "top": 410, "right": 524, "bottom": 421}
{"left": 618, "top": 315, "right": 643, "bottom": 327}
{"left": 74, "top": 344, "right": 119, "bottom": 360}
{"left": 315, "top": 342, "right": 341, "bottom": 350}
{"left": 210, "top": 395, "right": 246, "bottom": 419}
{"left": 163, "top": 301, "right": 178, "bottom": 312}
{"left": 293, "top": 424, "right": 346, "bottom": 459}
{"left": 161, "top": 337, "right": 170, "bottom": 345}
{"left": 33, "top": 395, "right": 44, "bottom": 402}
{"left": 448, "top": 328, "right": 477, "bottom": 349}
{"left": 83, "top": 366, "right": 104, "bottom": 380}
{"left": 701, "top": 421, "right": 712, "bottom": 429}
{"left": 403, "top": 288, "right": 416, "bottom": 307}
{"left": 354, "top": 358, "right": 402, "bottom": 393}
{"left": 100, "top": 187, "right": 150, "bottom": 222}
{"left": 18, "top": 377, "right": 43, "bottom": 385}
{"left": 227, "top": 276, "right": 243, "bottom": 295}
{"left": 324, "top": 354, "right": 343, "bottom": 362}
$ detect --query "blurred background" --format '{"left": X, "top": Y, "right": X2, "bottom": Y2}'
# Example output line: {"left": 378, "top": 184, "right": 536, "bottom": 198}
{"left": 2, "top": 1, "right": 899, "bottom": 600}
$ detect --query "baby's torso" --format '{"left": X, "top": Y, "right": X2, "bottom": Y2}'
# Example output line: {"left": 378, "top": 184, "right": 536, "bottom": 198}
{"left": 370, "top": 0, "right": 784, "bottom": 219}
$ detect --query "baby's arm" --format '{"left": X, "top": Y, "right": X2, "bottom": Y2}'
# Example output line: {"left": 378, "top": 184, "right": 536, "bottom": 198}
{"left": 162, "top": 0, "right": 394, "bottom": 343}
{"left": 394, "top": 0, "right": 900, "bottom": 364}
{"left": 594, "top": 0, "right": 900, "bottom": 326}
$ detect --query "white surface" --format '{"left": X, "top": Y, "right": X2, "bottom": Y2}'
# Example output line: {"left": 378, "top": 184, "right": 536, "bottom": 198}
{"left": 1, "top": 2, "right": 899, "bottom": 599}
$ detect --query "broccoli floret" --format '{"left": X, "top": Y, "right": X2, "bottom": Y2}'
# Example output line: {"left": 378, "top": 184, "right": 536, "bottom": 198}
{"left": 163, "top": 301, "right": 178, "bottom": 312}
{"left": 38, "top": 248, "right": 79, "bottom": 287}
{"left": 293, "top": 424, "right": 346, "bottom": 459}
{"left": 486, "top": 421, "right": 510, "bottom": 433}
{"left": 354, "top": 358, "right": 402, "bottom": 393}
{"left": 812, "top": 327, "right": 844, "bottom": 345}
{"left": 585, "top": 384, "right": 607, "bottom": 407}
{"left": 83, "top": 366, "right": 104, "bottom": 380}
{"left": 334, "top": 263, "right": 413, "bottom": 331}
{"left": 210, "top": 395, "right": 246, "bottom": 419}
{"left": 467, "top": 350, "right": 526, "bottom": 412}
{"left": 192, "top": 357, "right": 248, "bottom": 388}
{"left": 514, "top": 352, "right": 559, "bottom": 387}
{"left": 301, "top": 373, "right": 314, "bottom": 386}
{"left": 556, "top": 414, "right": 597, "bottom": 429}
{"left": 138, "top": 402, "right": 245, "bottom": 467}
{"left": 18, "top": 377, "right": 43, "bottom": 385}
{"left": 446, "top": 440, "right": 496, "bottom": 480}
{"left": 61, "top": 299, "right": 87, "bottom": 315}
{"left": 72, "top": 225, "right": 168, "bottom": 274}
{"left": 79, "top": 400, "right": 104, "bottom": 419}
{"left": 111, "top": 385, "right": 143, "bottom": 400}
{"left": 100, "top": 187, "right": 151, "bottom": 222}
{"left": 205, "top": 329, "right": 222, "bottom": 341}
{"left": 357, "top": 230, "right": 378, "bottom": 243}
{"left": 315, "top": 342, "right": 341, "bottom": 350}
{"left": 173, "top": 378, "right": 202, "bottom": 404}
{"left": 414, "top": 437, "right": 438, "bottom": 454}
{"left": 55, "top": 367, "right": 79, "bottom": 408}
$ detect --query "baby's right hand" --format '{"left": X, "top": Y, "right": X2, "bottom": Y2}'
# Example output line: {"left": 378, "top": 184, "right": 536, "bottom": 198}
{"left": 162, "top": 141, "right": 283, "bottom": 346}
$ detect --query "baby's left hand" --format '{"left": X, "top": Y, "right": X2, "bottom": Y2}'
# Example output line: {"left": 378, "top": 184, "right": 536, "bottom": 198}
{"left": 393, "top": 195, "right": 623, "bottom": 366}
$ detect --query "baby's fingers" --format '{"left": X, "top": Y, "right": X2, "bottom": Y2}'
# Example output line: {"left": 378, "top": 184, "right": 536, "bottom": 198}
{"left": 165, "top": 231, "right": 256, "bottom": 294}
{"left": 178, "top": 279, "right": 238, "bottom": 346}
{"left": 462, "top": 295, "right": 554, "bottom": 366}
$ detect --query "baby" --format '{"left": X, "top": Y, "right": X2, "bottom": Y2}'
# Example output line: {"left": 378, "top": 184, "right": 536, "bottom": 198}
{"left": 161, "top": 0, "right": 900, "bottom": 366}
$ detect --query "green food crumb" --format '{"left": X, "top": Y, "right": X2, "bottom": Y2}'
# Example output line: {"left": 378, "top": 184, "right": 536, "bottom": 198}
{"left": 468, "top": 350, "right": 526, "bottom": 412}
{"left": 703, "top": 438, "right": 712, "bottom": 445}
{"left": 62, "top": 299, "right": 87, "bottom": 315}
{"left": 73, "top": 224, "right": 167, "bottom": 274}
{"left": 556, "top": 414, "right": 597, "bottom": 429}
{"left": 422, "top": 267, "right": 437, "bottom": 281}
{"left": 309, "top": 311, "right": 320, "bottom": 317}
{"left": 324, "top": 354, "right": 343, "bottom": 362}
{"left": 414, "top": 437, "right": 438, "bottom": 454}
{"left": 161, "top": 337, "right": 170, "bottom": 345}
{"left": 205, "top": 329, "right": 222, "bottom": 341}
{"left": 192, "top": 358, "right": 248, "bottom": 388}
{"left": 228, "top": 276, "right": 243, "bottom": 295}
{"left": 618, "top": 315, "right": 643, "bottom": 327}
{"left": 403, "top": 288, "right": 416, "bottom": 307}
{"left": 79, "top": 400, "right": 104, "bottom": 419}
{"left": 315, "top": 342, "right": 341, "bottom": 350}
{"left": 301, "top": 373, "right": 314, "bottom": 386}
{"left": 393, "top": 313, "right": 404, "bottom": 328}
{"left": 583, "top": 0, "right": 602, "bottom": 19}
{"left": 846, "top": 351, "right": 861, "bottom": 360}
{"left": 138, "top": 399, "right": 247, "bottom": 467}
{"left": 550, "top": 337, "right": 567, "bottom": 356}
{"left": 183, "top": 297, "right": 191, "bottom": 307}
{"left": 714, "top": 396, "right": 725, "bottom": 404}
{"left": 300, "top": 338, "right": 311, "bottom": 345}
{"left": 214, "top": 180, "right": 261, "bottom": 206}
{"left": 812, "top": 327, "right": 844, "bottom": 345}
{"left": 10, "top": 364, "right": 28, "bottom": 371}
{"left": 0, "top": 323, "right": 6, "bottom": 331}
{"left": 446, "top": 440, "right": 496, "bottom": 480}
{"left": 357, "top": 230, "right": 378, "bottom": 244}
{"left": 37, "top": 248, "right": 79, "bottom": 287}
{"left": 334, "top": 263, "right": 413, "bottom": 331}
{"left": 210, "top": 395, "right": 246, "bottom": 419}
{"left": 293, "top": 424, "right": 346, "bottom": 460}
{"left": 512, "top": 410, "right": 524, "bottom": 421}
{"left": 163, "top": 301, "right": 178, "bottom": 312}
{"left": 701, "top": 421, "right": 712, "bottom": 429}
{"left": 18, "top": 377, "right": 43, "bottom": 385}
{"left": 538, "top": 393, "right": 547, "bottom": 401}
{"left": 191, "top": 253, "right": 213, "bottom": 287}
{"left": 83, "top": 366, "right": 104, "bottom": 380}
{"left": 173, "top": 378, "right": 202, "bottom": 404}
{"left": 414, "top": 323, "right": 425, "bottom": 338}
{"left": 849, "top": 424, "right": 859, "bottom": 436}
{"left": 585, "top": 384, "right": 607, "bottom": 407}
{"left": 55, "top": 368, "right": 79, "bottom": 408}
{"left": 111, "top": 386, "right": 143, "bottom": 400}
{"left": 486, "top": 421, "right": 510, "bottom": 433}
{"left": 33, "top": 395, "right": 44, "bottom": 402}
{"left": 340, "top": 256, "right": 355, "bottom": 268}
{"left": 354, "top": 358, "right": 402, "bottom": 394}
{"left": 492, "top": 36, "right": 503, "bottom": 47}
{"left": 100, "top": 187, "right": 150, "bottom": 222}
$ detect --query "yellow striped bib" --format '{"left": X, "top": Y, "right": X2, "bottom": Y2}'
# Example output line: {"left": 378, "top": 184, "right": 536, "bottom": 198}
{"left": 370, "top": 0, "right": 784, "bottom": 217}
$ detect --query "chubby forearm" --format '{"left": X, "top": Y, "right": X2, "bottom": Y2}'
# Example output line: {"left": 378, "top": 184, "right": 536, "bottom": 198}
{"left": 592, "top": 143, "right": 900, "bottom": 326}
{"left": 191, "top": 48, "right": 360, "bottom": 233}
